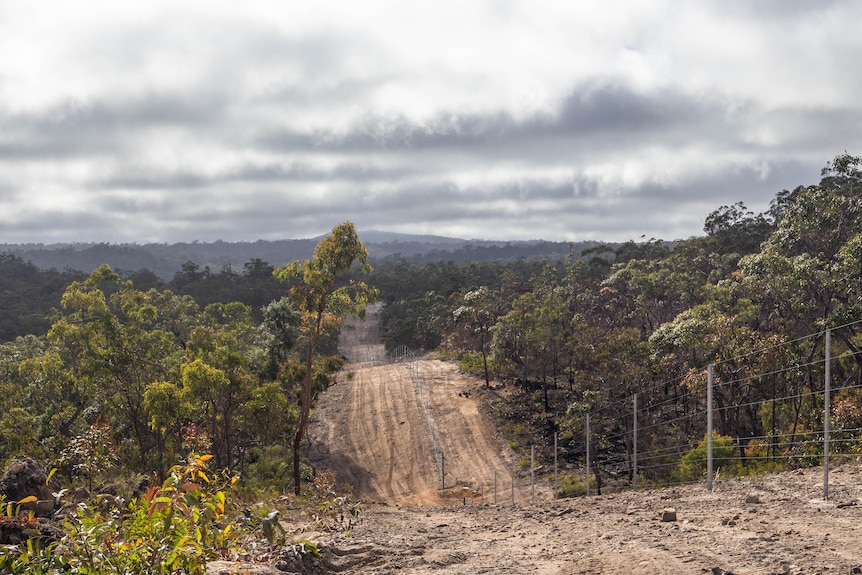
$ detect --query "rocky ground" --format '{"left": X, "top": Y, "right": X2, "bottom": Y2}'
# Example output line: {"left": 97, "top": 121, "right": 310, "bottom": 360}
{"left": 309, "top": 463, "right": 862, "bottom": 574}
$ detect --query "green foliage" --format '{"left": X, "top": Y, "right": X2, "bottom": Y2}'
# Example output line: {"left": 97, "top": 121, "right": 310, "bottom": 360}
{"left": 58, "top": 418, "right": 120, "bottom": 493}
{"left": 458, "top": 350, "right": 486, "bottom": 374}
{"left": 259, "top": 297, "right": 302, "bottom": 379}
{"left": 783, "top": 427, "right": 823, "bottom": 469}
{"left": 0, "top": 453, "right": 239, "bottom": 575}
{"left": 555, "top": 473, "right": 597, "bottom": 498}
{"left": 832, "top": 389, "right": 862, "bottom": 453}
{"left": 675, "top": 433, "right": 738, "bottom": 483}
{"left": 740, "top": 439, "right": 786, "bottom": 474}
{"left": 302, "top": 471, "right": 361, "bottom": 533}
{"left": 241, "top": 445, "right": 293, "bottom": 493}
{"left": 0, "top": 407, "right": 43, "bottom": 467}
{"left": 0, "top": 254, "right": 85, "bottom": 343}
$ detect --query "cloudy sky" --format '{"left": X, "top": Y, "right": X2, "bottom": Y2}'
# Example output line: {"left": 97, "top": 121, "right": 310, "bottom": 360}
{"left": 1, "top": 1, "right": 860, "bottom": 244}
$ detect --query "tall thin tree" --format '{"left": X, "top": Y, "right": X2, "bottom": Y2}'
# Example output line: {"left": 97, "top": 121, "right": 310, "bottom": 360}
{"left": 274, "top": 222, "right": 377, "bottom": 494}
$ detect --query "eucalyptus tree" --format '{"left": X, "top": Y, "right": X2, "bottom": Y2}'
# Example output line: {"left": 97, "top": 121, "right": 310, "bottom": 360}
{"left": 274, "top": 222, "right": 377, "bottom": 494}
{"left": 0, "top": 336, "right": 47, "bottom": 464}
{"left": 737, "top": 153, "right": 862, "bottom": 367}
{"left": 453, "top": 286, "right": 500, "bottom": 388}
{"left": 182, "top": 302, "right": 257, "bottom": 470}
{"left": 16, "top": 265, "right": 186, "bottom": 471}
{"left": 259, "top": 297, "right": 302, "bottom": 380}
{"left": 703, "top": 201, "right": 772, "bottom": 257}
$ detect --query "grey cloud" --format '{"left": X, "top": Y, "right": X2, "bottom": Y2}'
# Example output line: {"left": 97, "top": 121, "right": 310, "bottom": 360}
{"left": 228, "top": 162, "right": 420, "bottom": 183}
{"left": 22, "top": 94, "right": 223, "bottom": 132}
{"left": 258, "top": 81, "right": 732, "bottom": 157}
{"left": 99, "top": 171, "right": 213, "bottom": 191}
{"left": 0, "top": 93, "right": 228, "bottom": 160}
{"left": 0, "top": 156, "right": 814, "bottom": 245}
{"left": 92, "top": 161, "right": 422, "bottom": 192}
{"left": 554, "top": 83, "right": 703, "bottom": 135}
{"left": 1, "top": 208, "right": 119, "bottom": 244}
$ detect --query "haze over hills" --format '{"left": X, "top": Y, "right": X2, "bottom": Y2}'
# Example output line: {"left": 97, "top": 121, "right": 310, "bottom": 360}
{"left": 1, "top": 231, "right": 608, "bottom": 280}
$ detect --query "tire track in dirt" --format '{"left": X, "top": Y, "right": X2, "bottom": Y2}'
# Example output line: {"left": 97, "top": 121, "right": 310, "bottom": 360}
{"left": 309, "top": 304, "right": 513, "bottom": 505}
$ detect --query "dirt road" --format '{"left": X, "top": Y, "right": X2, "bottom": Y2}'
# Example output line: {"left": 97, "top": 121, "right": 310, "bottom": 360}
{"left": 309, "top": 304, "right": 515, "bottom": 505}
{"left": 300, "top": 305, "right": 862, "bottom": 575}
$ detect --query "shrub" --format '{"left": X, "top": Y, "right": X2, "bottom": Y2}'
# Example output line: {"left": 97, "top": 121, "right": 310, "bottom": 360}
{"left": 458, "top": 351, "right": 484, "bottom": 374}
{"left": 783, "top": 427, "right": 822, "bottom": 469}
{"left": 674, "top": 432, "right": 738, "bottom": 483}
{"left": 242, "top": 445, "right": 292, "bottom": 493}
{"left": 741, "top": 438, "right": 785, "bottom": 474}
{"left": 555, "top": 473, "right": 596, "bottom": 498}
{"left": 0, "top": 453, "right": 240, "bottom": 575}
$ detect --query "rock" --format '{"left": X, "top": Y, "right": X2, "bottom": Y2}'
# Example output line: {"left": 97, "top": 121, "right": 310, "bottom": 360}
{"left": 660, "top": 508, "right": 677, "bottom": 522}
{"left": 207, "top": 560, "right": 282, "bottom": 574}
{"left": 0, "top": 516, "right": 64, "bottom": 545}
{"left": 0, "top": 458, "right": 58, "bottom": 516}
{"left": 745, "top": 494, "right": 762, "bottom": 504}
{"left": 72, "top": 486, "right": 90, "bottom": 503}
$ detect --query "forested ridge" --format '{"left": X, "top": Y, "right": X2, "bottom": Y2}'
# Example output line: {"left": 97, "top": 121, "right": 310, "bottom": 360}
{"left": 0, "top": 153, "right": 860, "bottom": 515}
{"left": 1, "top": 233, "right": 594, "bottom": 282}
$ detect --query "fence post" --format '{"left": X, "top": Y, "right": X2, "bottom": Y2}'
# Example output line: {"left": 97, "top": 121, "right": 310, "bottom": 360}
{"left": 633, "top": 393, "right": 638, "bottom": 490}
{"left": 511, "top": 462, "right": 515, "bottom": 505}
{"left": 585, "top": 413, "right": 591, "bottom": 496}
{"left": 531, "top": 445, "right": 535, "bottom": 502}
{"left": 707, "top": 364, "right": 714, "bottom": 492}
{"left": 554, "top": 432, "right": 558, "bottom": 487}
{"left": 824, "top": 329, "right": 832, "bottom": 500}
{"left": 494, "top": 470, "right": 497, "bottom": 505}
{"left": 441, "top": 452, "right": 445, "bottom": 490}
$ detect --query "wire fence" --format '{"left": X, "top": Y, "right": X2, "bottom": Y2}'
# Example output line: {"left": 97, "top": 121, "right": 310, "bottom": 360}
{"left": 397, "top": 322, "right": 862, "bottom": 506}
{"left": 434, "top": 447, "right": 551, "bottom": 507}
{"left": 544, "top": 325, "right": 862, "bottom": 501}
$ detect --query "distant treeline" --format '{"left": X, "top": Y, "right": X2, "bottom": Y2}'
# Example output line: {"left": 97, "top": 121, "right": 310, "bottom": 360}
{"left": 1, "top": 234, "right": 602, "bottom": 281}
{"left": 0, "top": 236, "right": 599, "bottom": 344}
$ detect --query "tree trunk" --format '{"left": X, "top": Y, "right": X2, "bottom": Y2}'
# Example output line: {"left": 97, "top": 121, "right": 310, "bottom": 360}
{"left": 480, "top": 326, "right": 490, "bottom": 388}
{"left": 591, "top": 459, "right": 602, "bottom": 496}
{"left": 293, "top": 303, "right": 325, "bottom": 495}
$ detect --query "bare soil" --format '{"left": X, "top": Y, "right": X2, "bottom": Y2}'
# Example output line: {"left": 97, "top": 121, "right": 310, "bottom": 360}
{"left": 297, "top": 306, "right": 862, "bottom": 575}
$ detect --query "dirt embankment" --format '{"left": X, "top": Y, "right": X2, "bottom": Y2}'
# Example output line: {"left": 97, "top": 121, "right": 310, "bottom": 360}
{"left": 301, "top": 305, "right": 862, "bottom": 575}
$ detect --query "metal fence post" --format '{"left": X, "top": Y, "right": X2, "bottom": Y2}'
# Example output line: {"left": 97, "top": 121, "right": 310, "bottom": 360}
{"left": 531, "top": 445, "right": 535, "bottom": 502}
{"left": 585, "top": 413, "right": 591, "bottom": 496}
{"left": 494, "top": 470, "right": 497, "bottom": 505}
{"left": 633, "top": 393, "right": 638, "bottom": 490}
{"left": 554, "top": 432, "right": 558, "bottom": 487}
{"left": 824, "top": 329, "right": 832, "bottom": 500}
{"left": 707, "top": 364, "right": 714, "bottom": 492}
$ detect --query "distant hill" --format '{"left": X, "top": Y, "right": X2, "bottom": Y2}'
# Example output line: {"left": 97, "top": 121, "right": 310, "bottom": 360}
{"left": 0, "top": 232, "right": 608, "bottom": 280}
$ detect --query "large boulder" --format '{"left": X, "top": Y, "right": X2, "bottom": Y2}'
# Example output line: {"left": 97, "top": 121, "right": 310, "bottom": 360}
{"left": 0, "top": 457, "right": 58, "bottom": 515}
